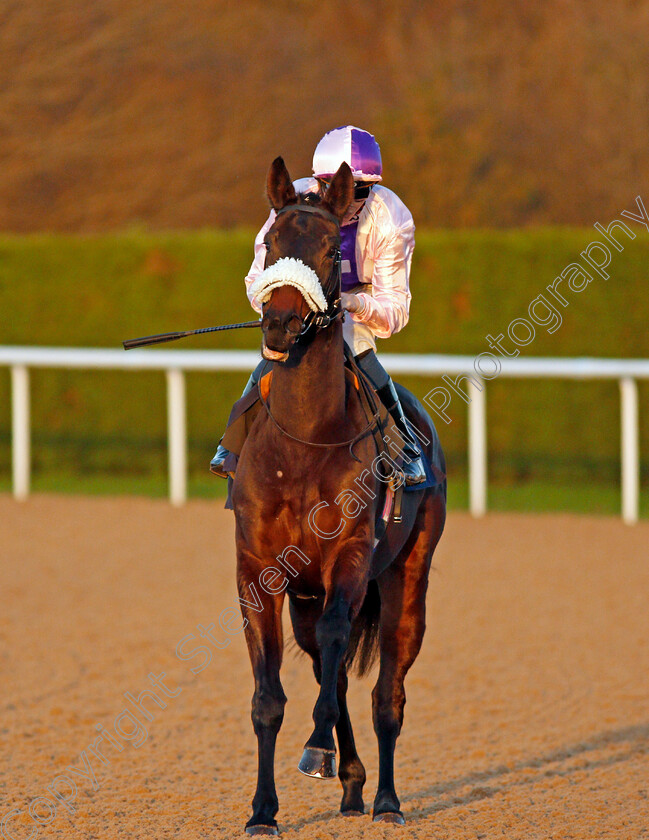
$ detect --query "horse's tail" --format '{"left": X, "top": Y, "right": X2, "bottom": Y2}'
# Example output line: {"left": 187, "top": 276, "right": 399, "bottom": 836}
{"left": 344, "top": 579, "right": 381, "bottom": 677}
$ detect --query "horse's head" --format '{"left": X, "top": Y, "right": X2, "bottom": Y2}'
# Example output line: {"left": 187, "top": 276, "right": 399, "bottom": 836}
{"left": 257, "top": 157, "right": 354, "bottom": 362}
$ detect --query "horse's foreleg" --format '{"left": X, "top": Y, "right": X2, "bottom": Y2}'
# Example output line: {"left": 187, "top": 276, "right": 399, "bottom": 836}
{"left": 372, "top": 495, "right": 445, "bottom": 824}
{"left": 299, "top": 588, "right": 355, "bottom": 779}
{"left": 243, "top": 589, "right": 286, "bottom": 835}
{"left": 290, "top": 597, "right": 366, "bottom": 811}
{"left": 336, "top": 667, "right": 366, "bottom": 814}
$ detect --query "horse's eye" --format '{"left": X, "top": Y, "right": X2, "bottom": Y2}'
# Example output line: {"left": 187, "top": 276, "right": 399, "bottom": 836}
{"left": 264, "top": 241, "right": 271, "bottom": 251}
{"left": 328, "top": 247, "right": 338, "bottom": 258}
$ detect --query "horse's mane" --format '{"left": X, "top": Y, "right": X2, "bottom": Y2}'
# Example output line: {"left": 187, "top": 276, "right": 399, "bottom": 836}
{"left": 296, "top": 190, "right": 323, "bottom": 207}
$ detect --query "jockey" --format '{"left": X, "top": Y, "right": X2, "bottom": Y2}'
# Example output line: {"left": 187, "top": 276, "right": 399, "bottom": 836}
{"left": 211, "top": 125, "right": 426, "bottom": 485}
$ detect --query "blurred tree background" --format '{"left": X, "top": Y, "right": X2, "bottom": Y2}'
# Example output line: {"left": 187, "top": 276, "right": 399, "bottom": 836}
{"left": 0, "top": 0, "right": 647, "bottom": 232}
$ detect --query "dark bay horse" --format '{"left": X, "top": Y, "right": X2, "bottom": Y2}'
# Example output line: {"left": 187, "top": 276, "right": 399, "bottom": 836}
{"left": 231, "top": 157, "right": 446, "bottom": 835}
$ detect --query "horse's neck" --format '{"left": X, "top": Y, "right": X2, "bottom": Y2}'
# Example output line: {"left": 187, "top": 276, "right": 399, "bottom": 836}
{"left": 269, "top": 323, "right": 347, "bottom": 439}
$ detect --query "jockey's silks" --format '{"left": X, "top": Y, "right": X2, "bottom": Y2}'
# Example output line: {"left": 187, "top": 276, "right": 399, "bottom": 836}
{"left": 340, "top": 219, "right": 361, "bottom": 291}
{"left": 340, "top": 197, "right": 368, "bottom": 291}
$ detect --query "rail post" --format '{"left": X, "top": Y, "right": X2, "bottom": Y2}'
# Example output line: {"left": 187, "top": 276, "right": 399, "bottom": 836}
{"left": 166, "top": 368, "right": 187, "bottom": 506}
{"left": 620, "top": 377, "right": 639, "bottom": 525}
{"left": 468, "top": 379, "right": 487, "bottom": 517}
{"left": 11, "top": 364, "right": 30, "bottom": 501}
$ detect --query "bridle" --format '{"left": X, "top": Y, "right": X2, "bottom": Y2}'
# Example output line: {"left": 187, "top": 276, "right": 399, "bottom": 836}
{"left": 259, "top": 201, "right": 384, "bottom": 456}
{"left": 265, "top": 203, "right": 345, "bottom": 337}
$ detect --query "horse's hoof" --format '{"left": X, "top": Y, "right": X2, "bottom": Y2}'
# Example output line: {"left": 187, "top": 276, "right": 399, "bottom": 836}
{"left": 373, "top": 811, "right": 405, "bottom": 825}
{"left": 298, "top": 747, "right": 336, "bottom": 779}
{"left": 245, "top": 826, "right": 278, "bottom": 836}
{"left": 341, "top": 809, "right": 364, "bottom": 817}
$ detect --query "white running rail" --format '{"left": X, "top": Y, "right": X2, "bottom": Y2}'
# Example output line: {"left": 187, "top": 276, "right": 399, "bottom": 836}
{"left": 1, "top": 347, "right": 647, "bottom": 522}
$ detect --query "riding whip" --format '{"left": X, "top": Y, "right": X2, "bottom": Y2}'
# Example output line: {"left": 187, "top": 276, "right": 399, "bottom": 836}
{"left": 123, "top": 320, "right": 261, "bottom": 350}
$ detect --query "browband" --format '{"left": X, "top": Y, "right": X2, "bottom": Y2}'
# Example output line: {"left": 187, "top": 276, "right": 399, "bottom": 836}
{"left": 276, "top": 203, "right": 341, "bottom": 227}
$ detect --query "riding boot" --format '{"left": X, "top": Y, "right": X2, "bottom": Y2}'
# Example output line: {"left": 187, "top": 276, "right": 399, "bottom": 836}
{"left": 209, "top": 366, "right": 264, "bottom": 478}
{"left": 376, "top": 379, "right": 427, "bottom": 486}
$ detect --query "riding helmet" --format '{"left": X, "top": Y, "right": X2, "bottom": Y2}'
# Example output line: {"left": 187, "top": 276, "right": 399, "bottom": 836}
{"left": 312, "top": 126, "right": 383, "bottom": 183}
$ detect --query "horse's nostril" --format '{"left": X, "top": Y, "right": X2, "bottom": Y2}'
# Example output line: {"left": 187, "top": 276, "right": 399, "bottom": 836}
{"left": 263, "top": 311, "right": 303, "bottom": 337}
{"left": 286, "top": 315, "right": 303, "bottom": 335}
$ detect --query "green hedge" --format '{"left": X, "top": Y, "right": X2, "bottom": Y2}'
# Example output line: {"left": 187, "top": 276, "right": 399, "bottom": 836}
{"left": 1, "top": 227, "right": 648, "bottom": 486}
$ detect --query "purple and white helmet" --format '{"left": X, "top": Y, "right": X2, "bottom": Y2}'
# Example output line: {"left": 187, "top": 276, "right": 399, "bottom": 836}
{"left": 312, "top": 126, "right": 383, "bottom": 183}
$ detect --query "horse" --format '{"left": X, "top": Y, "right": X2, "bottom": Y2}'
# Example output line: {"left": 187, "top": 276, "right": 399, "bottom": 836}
{"left": 231, "top": 157, "right": 447, "bottom": 835}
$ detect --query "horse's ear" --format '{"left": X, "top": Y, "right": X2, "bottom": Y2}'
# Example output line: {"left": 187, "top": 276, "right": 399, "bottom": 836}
{"left": 267, "top": 157, "right": 297, "bottom": 211}
{"left": 321, "top": 162, "right": 354, "bottom": 222}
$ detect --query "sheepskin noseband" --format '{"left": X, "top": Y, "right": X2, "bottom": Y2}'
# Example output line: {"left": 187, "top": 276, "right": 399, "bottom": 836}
{"left": 248, "top": 257, "right": 327, "bottom": 313}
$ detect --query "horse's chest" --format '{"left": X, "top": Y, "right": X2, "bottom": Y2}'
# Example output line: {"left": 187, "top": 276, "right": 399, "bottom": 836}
{"left": 234, "top": 469, "right": 371, "bottom": 560}
{"left": 237, "top": 478, "right": 320, "bottom": 535}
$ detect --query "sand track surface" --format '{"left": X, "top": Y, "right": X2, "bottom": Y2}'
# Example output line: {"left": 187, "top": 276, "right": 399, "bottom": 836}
{"left": 1, "top": 495, "right": 648, "bottom": 839}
